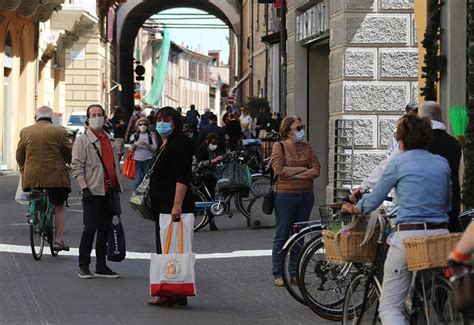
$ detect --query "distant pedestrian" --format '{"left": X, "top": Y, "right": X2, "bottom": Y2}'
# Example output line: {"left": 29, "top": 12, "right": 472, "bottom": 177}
{"left": 197, "top": 113, "right": 225, "bottom": 154}
{"left": 222, "top": 105, "right": 232, "bottom": 127}
{"left": 148, "top": 106, "right": 196, "bottom": 307}
{"left": 110, "top": 106, "right": 127, "bottom": 161}
{"left": 225, "top": 113, "right": 242, "bottom": 151}
{"left": 196, "top": 133, "right": 224, "bottom": 231}
{"left": 185, "top": 104, "right": 200, "bottom": 142}
{"left": 270, "top": 116, "right": 320, "bottom": 287}
{"left": 130, "top": 117, "right": 158, "bottom": 191}
{"left": 71, "top": 104, "right": 122, "bottom": 279}
{"left": 239, "top": 108, "right": 253, "bottom": 139}
{"left": 269, "top": 112, "right": 282, "bottom": 133}
{"left": 125, "top": 105, "right": 145, "bottom": 143}
{"left": 199, "top": 108, "right": 212, "bottom": 129}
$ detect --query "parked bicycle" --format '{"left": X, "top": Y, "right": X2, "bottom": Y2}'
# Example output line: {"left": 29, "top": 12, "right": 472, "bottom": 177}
{"left": 341, "top": 209, "right": 465, "bottom": 324}
{"left": 27, "top": 189, "right": 59, "bottom": 260}
{"left": 192, "top": 151, "right": 270, "bottom": 231}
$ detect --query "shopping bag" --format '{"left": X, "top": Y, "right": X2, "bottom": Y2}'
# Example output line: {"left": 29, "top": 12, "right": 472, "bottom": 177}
{"left": 107, "top": 215, "right": 126, "bottom": 262}
{"left": 15, "top": 175, "right": 29, "bottom": 205}
{"left": 150, "top": 220, "right": 196, "bottom": 297}
{"left": 122, "top": 151, "right": 136, "bottom": 179}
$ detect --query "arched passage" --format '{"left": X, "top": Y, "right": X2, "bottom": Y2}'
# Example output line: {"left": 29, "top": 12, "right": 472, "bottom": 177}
{"left": 116, "top": 0, "right": 241, "bottom": 115}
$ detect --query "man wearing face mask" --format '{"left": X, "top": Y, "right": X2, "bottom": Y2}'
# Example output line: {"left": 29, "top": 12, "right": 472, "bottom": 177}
{"left": 270, "top": 116, "right": 321, "bottom": 287}
{"left": 196, "top": 113, "right": 225, "bottom": 154}
{"left": 195, "top": 133, "right": 224, "bottom": 231}
{"left": 71, "top": 104, "right": 123, "bottom": 279}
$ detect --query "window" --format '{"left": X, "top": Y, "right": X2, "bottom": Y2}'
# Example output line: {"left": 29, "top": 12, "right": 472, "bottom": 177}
{"left": 189, "top": 61, "right": 197, "bottom": 80}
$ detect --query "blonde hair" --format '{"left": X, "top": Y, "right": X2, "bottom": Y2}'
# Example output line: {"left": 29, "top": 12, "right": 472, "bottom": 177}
{"left": 279, "top": 116, "right": 301, "bottom": 138}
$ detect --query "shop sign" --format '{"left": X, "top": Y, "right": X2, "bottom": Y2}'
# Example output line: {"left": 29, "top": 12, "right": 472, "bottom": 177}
{"left": 296, "top": 0, "right": 329, "bottom": 45}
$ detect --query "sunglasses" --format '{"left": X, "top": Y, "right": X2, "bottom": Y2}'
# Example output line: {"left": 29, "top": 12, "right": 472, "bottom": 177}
{"left": 294, "top": 125, "right": 305, "bottom": 132}
{"left": 138, "top": 124, "right": 148, "bottom": 127}
{"left": 210, "top": 142, "right": 219, "bottom": 145}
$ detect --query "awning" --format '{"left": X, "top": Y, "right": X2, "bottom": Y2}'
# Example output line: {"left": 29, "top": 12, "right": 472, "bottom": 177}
{"left": 230, "top": 69, "right": 252, "bottom": 94}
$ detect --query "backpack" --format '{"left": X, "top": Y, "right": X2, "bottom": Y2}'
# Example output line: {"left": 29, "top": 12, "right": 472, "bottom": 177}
{"left": 133, "top": 131, "right": 152, "bottom": 145}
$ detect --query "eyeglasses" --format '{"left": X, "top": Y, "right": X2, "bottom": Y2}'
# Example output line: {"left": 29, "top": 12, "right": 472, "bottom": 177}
{"left": 294, "top": 125, "right": 305, "bottom": 132}
{"left": 210, "top": 142, "right": 219, "bottom": 145}
{"left": 138, "top": 124, "right": 148, "bottom": 127}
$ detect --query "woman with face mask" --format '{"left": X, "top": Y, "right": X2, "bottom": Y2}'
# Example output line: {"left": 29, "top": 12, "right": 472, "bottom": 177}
{"left": 270, "top": 116, "right": 321, "bottom": 287}
{"left": 195, "top": 133, "right": 224, "bottom": 231}
{"left": 130, "top": 117, "right": 158, "bottom": 191}
{"left": 148, "top": 107, "right": 196, "bottom": 307}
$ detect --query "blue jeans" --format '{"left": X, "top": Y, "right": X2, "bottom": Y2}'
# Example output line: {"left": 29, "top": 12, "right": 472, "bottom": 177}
{"left": 272, "top": 192, "right": 314, "bottom": 278}
{"left": 133, "top": 159, "right": 152, "bottom": 191}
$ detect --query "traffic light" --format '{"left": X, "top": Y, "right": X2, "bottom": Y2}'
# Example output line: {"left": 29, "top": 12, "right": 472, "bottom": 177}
{"left": 135, "top": 65, "right": 145, "bottom": 81}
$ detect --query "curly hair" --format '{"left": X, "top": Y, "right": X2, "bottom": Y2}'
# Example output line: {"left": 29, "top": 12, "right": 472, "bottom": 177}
{"left": 396, "top": 112, "right": 433, "bottom": 150}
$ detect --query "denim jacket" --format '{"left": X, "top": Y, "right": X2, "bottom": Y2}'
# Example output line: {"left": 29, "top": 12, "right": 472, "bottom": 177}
{"left": 357, "top": 149, "right": 451, "bottom": 224}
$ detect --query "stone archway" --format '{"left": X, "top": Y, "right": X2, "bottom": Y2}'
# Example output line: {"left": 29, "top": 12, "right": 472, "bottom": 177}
{"left": 116, "top": 0, "right": 241, "bottom": 115}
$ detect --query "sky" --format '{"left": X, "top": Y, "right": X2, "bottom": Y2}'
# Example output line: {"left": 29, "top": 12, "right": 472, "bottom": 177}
{"left": 153, "top": 8, "right": 230, "bottom": 65}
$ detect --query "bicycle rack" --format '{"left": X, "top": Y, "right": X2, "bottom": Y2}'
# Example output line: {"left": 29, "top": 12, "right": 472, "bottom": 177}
{"left": 333, "top": 119, "right": 355, "bottom": 202}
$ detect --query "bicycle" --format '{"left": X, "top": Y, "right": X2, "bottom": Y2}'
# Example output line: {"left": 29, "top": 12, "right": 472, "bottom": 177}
{"left": 341, "top": 210, "right": 465, "bottom": 324}
{"left": 27, "top": 189, "right": 58, "bottom": 260}
{"left": 192, "top": 152, "right": 270, "bottom": 231}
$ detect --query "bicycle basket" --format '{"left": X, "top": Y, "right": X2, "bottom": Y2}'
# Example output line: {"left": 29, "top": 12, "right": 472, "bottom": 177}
{"left": 403, "top": 233, "right": 462, "bottom": 271}
{"left": 323, "top": 229, "right": 378, "bottom": 264}
{"left": 216, "top": 162, "right": 252, "bottom": 191}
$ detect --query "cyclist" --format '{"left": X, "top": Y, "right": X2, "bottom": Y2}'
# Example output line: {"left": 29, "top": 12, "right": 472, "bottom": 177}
{"left": 342, "top": 113, "right": 451, "bottom": 324}
{"left": 195, "top": 133, "right": 224, "bottom": 231}
{"left": 16, "top": 106, "right": 72, "bottom": 251}
{"left": 350, "top": 101, "right": 462, "bottom": 232}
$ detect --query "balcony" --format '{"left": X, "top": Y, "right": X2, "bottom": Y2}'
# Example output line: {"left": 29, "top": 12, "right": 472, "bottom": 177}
{"left": 50, "top": 0, "right": 98, "bottom": 49}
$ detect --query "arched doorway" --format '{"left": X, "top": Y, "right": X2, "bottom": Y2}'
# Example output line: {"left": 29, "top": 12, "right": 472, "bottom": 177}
{"left": 116, "top": 0, "right": 241, "bottom": 116}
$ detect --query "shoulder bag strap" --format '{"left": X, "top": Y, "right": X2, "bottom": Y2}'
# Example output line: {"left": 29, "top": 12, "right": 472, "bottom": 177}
{"left": 85, "top": 133, "right": 113, "bottom": 186}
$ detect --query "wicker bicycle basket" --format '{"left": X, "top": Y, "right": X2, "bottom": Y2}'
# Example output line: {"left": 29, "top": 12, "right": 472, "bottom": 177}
{"left": 403, "top": 233, "right": 462, "bottom": 271}
{"left": 322, "top": 229, "right": 379, "bottom": 264}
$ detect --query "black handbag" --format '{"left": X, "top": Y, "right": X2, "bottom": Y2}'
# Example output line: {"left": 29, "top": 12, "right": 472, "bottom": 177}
{"left": 87, "top": 135, "right": 122, "bottom": 216}
{"left": 262, "top": 142, "right": 284, "bottom": 215}
{"left": 107, "top": 215, "right": 126, "bottom": 262}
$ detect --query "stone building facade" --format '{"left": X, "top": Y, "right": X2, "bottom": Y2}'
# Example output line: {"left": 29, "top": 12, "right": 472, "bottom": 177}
{"left": 286, "top": 0, "right": 419, "bottom": 206}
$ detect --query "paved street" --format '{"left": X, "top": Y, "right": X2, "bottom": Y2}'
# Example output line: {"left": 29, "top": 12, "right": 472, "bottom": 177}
{"left": 0, "top": 173, "right": 325, "bottom": 324}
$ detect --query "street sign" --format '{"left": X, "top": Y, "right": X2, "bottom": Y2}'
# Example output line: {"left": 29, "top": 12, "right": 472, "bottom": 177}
{"left": 228, "top": 96, "right": 235, "bottom": 104}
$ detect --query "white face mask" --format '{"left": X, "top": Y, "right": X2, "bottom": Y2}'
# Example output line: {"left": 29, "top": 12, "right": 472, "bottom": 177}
{"left": 89, "top": 116, "right": 104, "bottom": 130}
{"left": 138, "top": 125, "right": 148, "bottom": 132}
{"left": 208, "top": 144, "right": 218, "bottom": 151}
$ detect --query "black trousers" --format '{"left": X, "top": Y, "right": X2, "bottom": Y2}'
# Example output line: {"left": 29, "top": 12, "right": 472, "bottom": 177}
{"left": 79, "top": 194, "right": 113, "bottom": 268}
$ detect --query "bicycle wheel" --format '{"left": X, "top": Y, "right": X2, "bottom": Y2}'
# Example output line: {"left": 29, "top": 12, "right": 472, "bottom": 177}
{"left": 235, "top": 175, "right": 270, "bottom": 222}
{"left": 193, "top": 190, "right": 211, "bottom": 232}
{"left": 342, "top": 272, "right": 381, "bottom": 324}
{"left": 29, "top": 208, "right": 44, "bottom": 261}
{"left": 299, "top": 237, "right": 358, "bottom": 320}
{"left": 280, "top": 229, "right": 321, "bottom": 305}
{"left": 48, "top": 212, "right": 58, "bottom": 257}
{"left": 410, "top": 274, "right": 466, "bottom": 325}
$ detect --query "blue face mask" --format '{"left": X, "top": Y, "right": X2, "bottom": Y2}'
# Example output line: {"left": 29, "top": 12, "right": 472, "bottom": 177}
{"left": 156, "top": 122, "right": 173, "bottom": 137}
{"left": 295, "top": 129, "right": 305, "bottom": 142}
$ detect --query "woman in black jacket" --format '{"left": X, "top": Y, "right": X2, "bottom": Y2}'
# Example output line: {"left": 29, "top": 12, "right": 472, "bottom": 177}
{"left": 195, "top": 133, "right": 224, "bottom": 231}
{"left": 148, "top": 106, "right": 195, "bottom": 307}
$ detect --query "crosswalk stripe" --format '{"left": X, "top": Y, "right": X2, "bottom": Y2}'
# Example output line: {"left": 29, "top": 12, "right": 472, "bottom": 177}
{"left": 0, "top": 244, "right": 272, "bottom": 260}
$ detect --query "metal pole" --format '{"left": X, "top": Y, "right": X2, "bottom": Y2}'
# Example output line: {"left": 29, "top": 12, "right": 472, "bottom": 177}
{"left": 250, "top": 0, "right": 254, "bottom": 98}
{"left": 280, "top": 0, "right": 287, "bottom": 116}
{"left": 264, "top": 1, "right": 269, "bottom": 101}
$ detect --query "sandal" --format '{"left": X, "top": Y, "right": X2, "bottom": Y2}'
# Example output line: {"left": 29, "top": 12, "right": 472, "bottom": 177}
{"left": 53, "top": 240, "right": 70, "bottom": 251}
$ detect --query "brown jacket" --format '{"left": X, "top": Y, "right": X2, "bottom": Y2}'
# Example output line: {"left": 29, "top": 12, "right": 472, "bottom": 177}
{"left": 71, "top": 128, "right": 123, "bottom": 196}
{"left": 16, "top": 120, "right": 72, "bottom": 190}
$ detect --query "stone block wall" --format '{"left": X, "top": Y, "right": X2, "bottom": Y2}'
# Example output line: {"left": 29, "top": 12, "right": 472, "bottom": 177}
{"left": 328, "top": 0, "right": 418, "bottom": 201}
